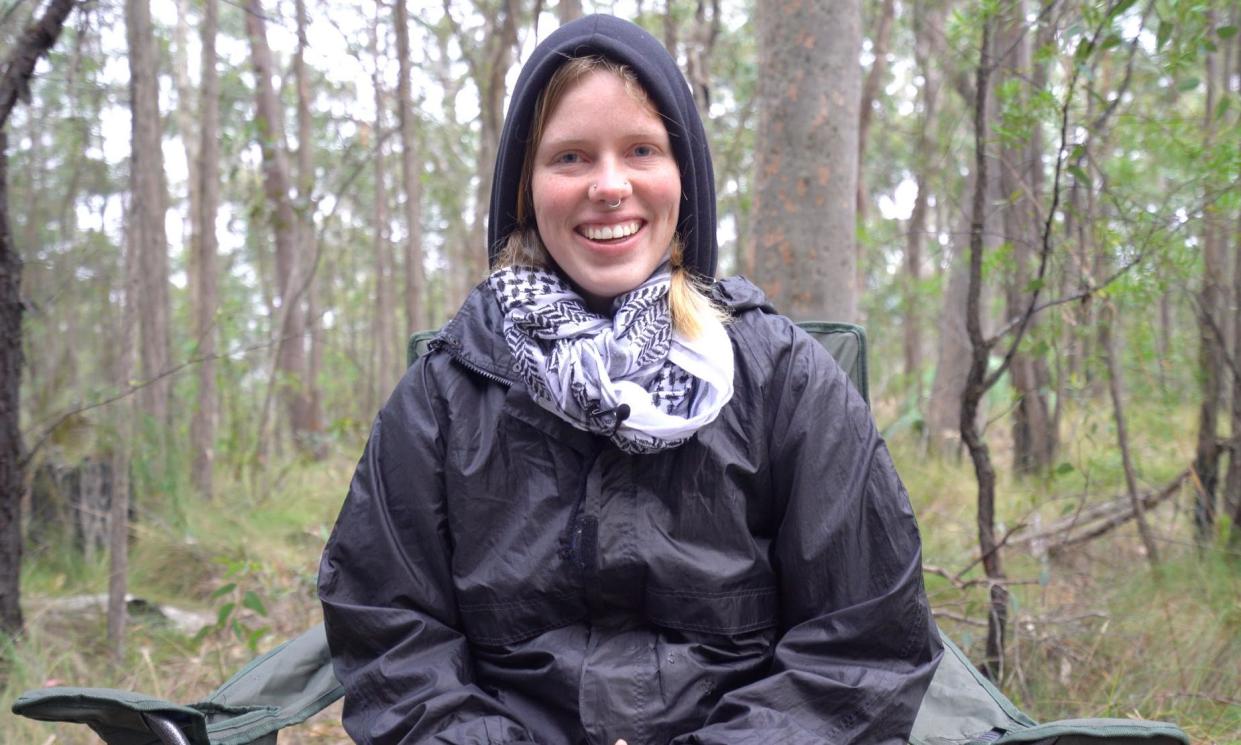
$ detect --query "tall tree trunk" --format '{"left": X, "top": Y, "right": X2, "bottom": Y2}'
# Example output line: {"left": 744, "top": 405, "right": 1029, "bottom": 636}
{"left": 960, "top": 15, "right": 1007, "bottom": 682}
{"left": 190, "top": 0, "right": 220, "bottom": 498}
{"left": 127, "top": 0, "right": 173, "bottom": 431}
{"left": 245, "top": 0, "right": 312, "bottom": 450}
{"left": 1100, "top": 302, "right": 1160, "bottom": 568}
{"left": 395, "top": 0, "right": 426, "bottom": 336}
{"left": 464, "top": 0, "right": 520, "bottom": 306}
{"left": 294, "top": 0, "right": 324, "bottom": 446}
{"left": 855, "top": 0, "right": 894, "bottom": 224}
{"left": 372, "top": 15, "right": 396, "bottom": 396}
{"left": 686, "top": 0, "right": 722, "bottom": 121}
{"left": 904, "top": 0, "right": 946, "bottom": 401}
{"left": 1194, "top": 24, "right": 1224, "bottom": 546}
{"left": 558, "top": 0, "right": 582, "bottom": 23}
{"left": 110, "top": 198, "right": 141, "bottom": 657}
{"left": 997, "top": 2, "right": 1054, "bottom": 476}
{"left": 753, "top": 0, "right": 861, "bottom": 322}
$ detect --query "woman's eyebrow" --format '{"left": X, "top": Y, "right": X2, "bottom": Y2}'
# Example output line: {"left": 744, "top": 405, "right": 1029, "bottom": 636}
{"left": 540, "top": 129, "right": 669, "bottom": 149}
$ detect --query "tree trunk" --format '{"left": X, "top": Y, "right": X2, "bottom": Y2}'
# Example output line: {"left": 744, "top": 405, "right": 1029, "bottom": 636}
{"left": 558, "top": 0, "right": 582, "bottom": 23}
{"left": 294, "top": 0, "right": 324, "bottom": 447}
{"left": 686, "top": 0, "right": 721, "bottom": 121}
{"left": 1194, "top": 26, "right": 1224, "bottom": 546}
{"left": 0, "top": 0, "right": 79, "bottom": 637}
{"left": 960, "top": 16, "right": 1007, "bottom": 682}
{"left": 855, "top": 0, "right": 894, "bottom": 224}
{"left": 395, "top": 0, "right": 426, "bottom": 336}
{"left": 245, "top": 0, "right": 313, "bottom": 450}
{"left": 997, "top": 2, "right": 1054, "bottom": 476}
{"left": 190, "top": 0, "right": 220, "bottom": 498}
{"left": 1100, "top": 302, "right": 1160, "bottom": 569}
{"left": 126, "top": 0, "right": 173, "bottom": 431}
{"left": 753, "top": 0, "right": 861, "bottom": 322}
{"left": 372, "top": 18, "right": 396, "bottom": 396}
{"left": 904, "top": 0, "right": 946, "bottom": 401}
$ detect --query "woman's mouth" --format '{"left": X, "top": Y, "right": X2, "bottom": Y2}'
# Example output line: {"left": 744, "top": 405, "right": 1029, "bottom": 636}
{"left": 577, "top": 220, "right": 643, "bottom": 243}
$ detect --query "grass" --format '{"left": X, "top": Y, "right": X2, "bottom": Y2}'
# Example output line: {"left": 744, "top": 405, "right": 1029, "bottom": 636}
{"left": 3, "top": 402, "right": 1239, "bottom": 744}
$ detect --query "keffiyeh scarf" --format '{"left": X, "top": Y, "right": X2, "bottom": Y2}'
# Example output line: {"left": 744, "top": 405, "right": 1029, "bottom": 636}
{"left": 487, "top": 265, "right": 734, "bottom": 454}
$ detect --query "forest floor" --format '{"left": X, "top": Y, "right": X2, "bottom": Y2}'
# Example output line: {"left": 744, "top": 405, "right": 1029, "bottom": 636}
{"left": 2, "top": 405, "right": 1239, "bottom": 745}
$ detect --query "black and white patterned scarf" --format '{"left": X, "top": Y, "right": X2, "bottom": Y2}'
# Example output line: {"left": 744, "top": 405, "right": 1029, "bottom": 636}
{"left": 487, "top": 265, "right": 734, "bottom": 454}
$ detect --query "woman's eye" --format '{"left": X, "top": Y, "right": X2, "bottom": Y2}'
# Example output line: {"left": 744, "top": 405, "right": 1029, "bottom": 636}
{"left": 632, "top": 145, "right": 656, "bottom": 157}
{"left": 553, "top": 152, "right": 581, "bottom": 164}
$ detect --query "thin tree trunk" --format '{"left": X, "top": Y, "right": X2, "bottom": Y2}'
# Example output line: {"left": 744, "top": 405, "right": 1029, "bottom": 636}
{"left": 997, "top": 1, "right": 1054, "bottom": 476}
{"left": 395, "top": 0, "right": 426, "bottom": 335}
{"left": 1100, "top": 302, "right": 1160, "bottom": 568}
{"left": 753, "top": 0, "right": 861, "bottom": 322}
{"left": 245, "top": 0, "right": 312, "bottom": 451}
{"left": 373, "top": 15, "right": 396, "bottom": 394}
{"left": 960, "top": 15, "right": 1007, "bottom": 682}
{"left": 558, "top": 0, "right": 582, "bottom": 23}
{"left": 294, "top": 0, "right": 324, "bottom": 447}
{"left": 191, "top": 0, "right": 220, "bottom": 498}
{"left": 904, "top": 0, "right": 946, "bottom": 401}
{"left": 856, "top": 0, "right": 894, "bottom": 224}
{"left": 109, "top": 200, "right": 141, "bottom": 658}
{"left": 0, "top": 0, "right": 81, "bottom": 635}
{"left": 127, "top": 0, "right": 173, "bottom": 431}
{"left": 686, "top": 0, "right": 721, "bottom": 121}
{"left": 1194, "top": 22, "right": 1224, "bottom": 546}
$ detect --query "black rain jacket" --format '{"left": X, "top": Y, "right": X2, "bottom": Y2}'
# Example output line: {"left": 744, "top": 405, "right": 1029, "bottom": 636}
{"left": 318, "top": 277, "right": 942, "bottom": 745}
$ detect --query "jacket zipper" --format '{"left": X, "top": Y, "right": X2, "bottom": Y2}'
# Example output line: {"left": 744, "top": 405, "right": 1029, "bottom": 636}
{"left": 429, "top": 337, "right": 514, "bottom": 388}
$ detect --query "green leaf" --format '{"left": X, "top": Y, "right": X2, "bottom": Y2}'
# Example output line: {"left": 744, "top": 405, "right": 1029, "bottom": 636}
{"left": 1107, "top": 0, "right": 1137, "bottom": 20}
{"left": 1025, "top": 277, "right": 1046, "bottom": 293}
{"left": 1101, "top": 33, "right": 1123, "bottom": 50}
{"left": 1177, "top": 77, "right": 1200, "bottom": 92}
{"left": 1218, "top": 25, "right": 1238, "bottom": 40}
{"left": 243, "top": 590, "right": 268, "bottom": 617}
{"left": 216, "top": 601, "right": 236, "bottom": 626}
{"left": 1067, "top": 164, "right": 1090, "bottom": 185}
{"left": 210, "top": 582, "right": 237, "bottom": 600}
{"left": 1056, "top": 462, "right": 1075, "bottom": 476}
{"left": 1156, "top": 21, "right": 1171, "bottom": 51}
{"left": 1070, "top": 144, "right": 1086, "bottom": 161}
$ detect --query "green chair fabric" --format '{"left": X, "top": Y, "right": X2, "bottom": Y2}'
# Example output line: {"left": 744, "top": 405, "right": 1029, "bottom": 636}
{"left": 13, "top": 324, "right": 1186, "bottom": 745}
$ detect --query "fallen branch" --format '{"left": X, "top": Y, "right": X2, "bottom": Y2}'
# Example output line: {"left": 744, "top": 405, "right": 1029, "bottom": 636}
{"left": 1009, "top": 468, "right": 1189, "bottom": 551}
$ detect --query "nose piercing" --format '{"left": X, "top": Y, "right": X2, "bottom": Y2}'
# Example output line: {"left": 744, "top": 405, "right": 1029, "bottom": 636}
{"left": 606, "top": 198, "right": 622, "bottom": 210}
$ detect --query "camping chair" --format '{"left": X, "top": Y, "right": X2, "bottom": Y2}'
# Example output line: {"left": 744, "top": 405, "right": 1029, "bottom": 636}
{"left": 13, "top": 323, "right": 1189, "bottom": 745}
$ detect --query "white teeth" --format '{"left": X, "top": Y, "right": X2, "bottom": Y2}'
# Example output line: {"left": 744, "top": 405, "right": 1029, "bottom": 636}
{"left": 583, "top": 221, "right": 640, "bottom": 241}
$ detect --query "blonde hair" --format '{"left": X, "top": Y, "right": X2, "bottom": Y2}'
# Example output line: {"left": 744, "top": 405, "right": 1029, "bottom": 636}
{"left": 494, "top": 55, "right": 727, "bottom": 339}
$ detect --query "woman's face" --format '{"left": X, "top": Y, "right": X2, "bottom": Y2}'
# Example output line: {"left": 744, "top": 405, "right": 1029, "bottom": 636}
{"left": 531, "top": 70, "right": 681, "bottom": 310}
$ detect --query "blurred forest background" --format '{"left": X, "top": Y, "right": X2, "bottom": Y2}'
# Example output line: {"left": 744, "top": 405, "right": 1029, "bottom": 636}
{"left": 1, "top": 0, "right": 1239, "bottom": 742}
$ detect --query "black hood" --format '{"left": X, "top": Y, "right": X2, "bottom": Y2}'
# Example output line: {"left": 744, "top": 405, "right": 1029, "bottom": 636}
{"left": 487, "top": 14, "right": 718, "bottom": 278}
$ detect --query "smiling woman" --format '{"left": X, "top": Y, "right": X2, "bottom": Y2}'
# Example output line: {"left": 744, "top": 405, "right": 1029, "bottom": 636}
{"left": 318, "top": 13, "right": 941, "bottom": 745}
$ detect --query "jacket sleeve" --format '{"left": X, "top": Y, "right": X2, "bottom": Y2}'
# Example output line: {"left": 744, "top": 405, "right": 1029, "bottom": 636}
{"left": 318, "top": 362, "right": 538, "bottom": 745}
{"left": 673, "top": 322, "right": 943, "bottom": 745}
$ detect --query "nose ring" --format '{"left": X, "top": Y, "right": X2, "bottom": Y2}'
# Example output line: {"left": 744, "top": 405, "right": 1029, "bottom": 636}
{"left": 606, "top": 198, "right": 622, "bottom": 210}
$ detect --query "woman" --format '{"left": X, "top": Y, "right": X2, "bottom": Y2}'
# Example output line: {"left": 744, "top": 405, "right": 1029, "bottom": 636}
{"left": 319, "top": 14, "right": 941, "bottom": 745}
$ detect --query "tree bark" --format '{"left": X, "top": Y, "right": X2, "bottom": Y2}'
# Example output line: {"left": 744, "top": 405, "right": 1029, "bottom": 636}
{"left": 0, "top": 0, "right": 79, "bottom": 637}
{"left": 753, "top": 0, "right": 861, "bottom": 322}
{"left": 1194, "top": 24, "right": 1224, "bottom": 546}
{"left": 904, "top": 0, "right": 947, "bottom": 401}
{"left": 126, "top": 0, "right": 173, "bottom": 430}
{"left": 558, "top": 0, "right": 582, "bottom": 23}
{"left": 960, "top": 15, "right": 1007, "bottom": 682}
{"left": 372, "top": 17, "right": 396, "bottom": 398}
{"left": 395, "top": 0, "right": 426, "bottom": 336}
{"left": 294, "top": 0, "right": 324, "bottom": 446}
{"left": 190, "top": 0, "right": 220, "bottom": 498}
{"left": 245, "top": 0, "right": 313, "bottom": 450}
{"left": 1099, "top": 302, "right": 1160, "bottom": 568}
{"left": 855, "top": 0, "right": 895, "bottom": 224}
{"left": 996, "top": 1, "right": 1055, "bottom": 476}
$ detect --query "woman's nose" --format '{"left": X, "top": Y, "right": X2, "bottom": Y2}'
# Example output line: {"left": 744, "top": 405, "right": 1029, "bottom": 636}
{"left": 589, "top": 160, "right": 632, "bottom": 204}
